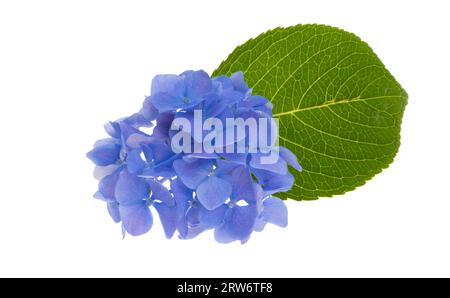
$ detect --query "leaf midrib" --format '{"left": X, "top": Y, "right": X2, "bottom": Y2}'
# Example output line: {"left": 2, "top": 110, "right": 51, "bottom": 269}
{"left": 273, "top": 95, "right": 405, "bottom": 117}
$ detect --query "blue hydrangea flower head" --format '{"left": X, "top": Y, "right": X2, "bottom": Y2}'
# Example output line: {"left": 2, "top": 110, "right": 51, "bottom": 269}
{"left": 87, "top": 70, "right": 302, "bottom": 243}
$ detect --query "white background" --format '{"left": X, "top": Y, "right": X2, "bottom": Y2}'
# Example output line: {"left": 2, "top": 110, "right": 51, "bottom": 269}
{"left": 0, "top": 0, "right": 449, "bottom": 278}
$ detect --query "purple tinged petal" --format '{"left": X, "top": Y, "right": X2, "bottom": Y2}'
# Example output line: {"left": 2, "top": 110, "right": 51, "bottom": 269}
{"left": 153, "top": 203, "right": 178, "bottom": 239}
{"left": 171, "top": 178, "right": 193, "bottom": 238}
{"left": 230, "top": 166, "right": 256, "bottom": 202}
{"left": 252, "top": 182, "right": 264, "bottom": 202}
{"left": 119, "top": 203, "right": 153, "bottom": 236}
{"left": 121, "top": 225, "right": 127, "bottom": 239}
{"left": 115, "top": 170, "right": 149, "bottom": 205}
{"left": 87, "top": 143, "right": 121, "bottom": 166}
{"left": 196, "top": 175, "right": 232, "bottom": 211}
{"left": 173, "top": 159, "right": 213, "bottom": 189}
{"left": 183, "top": 152, "right": 219, "bottom": 162}
{"left": 219, "top": 153, "right": 248, "bottom": 166}
{"left": 94, "top": 164, "right": 119, "bottom": 180}
{"left": 148, "top": 179, "right": 174, "bottom": 206}
{"left": 222, "top": 90, "right": 244, "bottom": 106}
{"left": 104, "top": 121, "right": 121, "bottom": 138}
{"left": 153, "top": 153, "right": 180, "bottom": 169}
{"left": 107, "top": 202, "right": 121, "bottom": 223}
{"left": 182, "top": 206, "right": 208, "bottom": 239}
{"left": 253, "top": 217, "right": 267, "bottom": 232}
{"left": 124, "top": 113, "right": 152, "bottom": 128}
{"left": 249, "top": 152, "right": 288, "bottom": 175}
{"left": 126, "top": 133, "right": 154, "bottom": 149}
{"left": 140, "top": 165, "right": 176, "bottom": 179}
{"left": 152, "top": 112, "right": 175, "bottom": 140}
{"left": 262, "top": 197, "right": 288, "bottom": 228}
{"left": 182, "top": 70, "right": 212, "bottom": 100}
{"left": 240, "top": 95, "right": 269, "bottom": 107}
{"left": 126, "top": 149, "right": 146, "bottom": 174}
{"left": 98, "top": 169, "right": 121, "bottom": 202}
{"left": 279, "top": 146, "right": 302, "bottom": 171}
{"left": 140, "top": 97, "right": 159, "bottom": 121}
{"left": 230, "top": 71, "right": 249, "bottom": 93}
{"left": 213, "top": 75, "right": 234, "bottom": 92}
{"left": 215, "top": 159, "right": 242, "bottom": 179}
{"left": 255, "top": 104, "right": 273, "bottom": 116}
{"left": 93, "top": 191, "right": 105, "bottom": 201}
{"left": 185, "top": 205, "right": 201, "bottom": 228}
{"left": 214, "top": 204, "right": 258, "bottom": 244}
{"left": 94, "top": 138, "right": 117, "bottom": 147}
{"left": 199, "top": 204, "right": 228, "bottom": 228}
{"left": 141, "top": 144, "right": 154, "bottom": 162}
{"left": 149, "top": 93, "right": 183, "bottom": 113}
{"left": 118, "top": 122, "right": 143, "bottom": 143}
{"left": 171, "top": 178, "right": 193, "bottom": 205}
{"left": 203, "top": 93, "right": 228, "bottom": 118}
{"left": 146, "top": 141, "right": 175, "bottom": 164}
{"left": 252, "top": 169, "right": 294, "bottom": 195}
{"left": 151, "top": 74, "right": 185, "bottom": 98}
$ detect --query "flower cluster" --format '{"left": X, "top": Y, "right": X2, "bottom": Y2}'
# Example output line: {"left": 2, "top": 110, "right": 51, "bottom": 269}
{"left": 87, "top": 70, "right": 301, "bottom": 243}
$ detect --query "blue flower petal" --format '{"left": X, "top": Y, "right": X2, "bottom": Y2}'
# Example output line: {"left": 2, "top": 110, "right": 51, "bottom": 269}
{"left": 173, "top": 159, "right": 213, "bottom": 189}
{"left": 261, "top": 197, "right": 288, "bottom": 228}
{"left": 124, "top": 113, "right": 153, "bottom": 128}
{"left": 182, "top": 206, "right": 208, "bottom": 239}
{"left": 230, "top": 166, "right": 256, "bottom": 202}
{"left": 149, "top": 92, "right": 183, "bottom": 113}
{"left": 98, "top": 169, "right": 121, "bottom": 202}
{"left": 214, "top": 204, "right": 258, "bottom": 244}
{"left": 118, "top": 122, "right": 144, "bottom": 144}
{"left": 252, "top": 169, "right": 294, "bottom": 195}
{"left": 279, "top": 146, "right": 302, "bottom": 171}
{"left": 126, "top": 133, "right": 154, "bottom": 149}
{"left": 146, "top": 141, "right": 176, "bottom": 165}
{"left": 93, "top": 164, "right": 119, "bottom": 180}
{"left": 199, "top": 204, "right": 228, "bottom": 228}
{"left": 171, "top": 178, "right": 193, "bottom": 238}
{"left": 253, "top": 217, "right": 267, "bottom": 232}
{"left": 222, "top": 90, "right": 244, "bottom": 106}
{"left": 126, "top": 149, "right": 146, "bottom": 174}
{"left": 230, "top": 71, "right": 249, "bottom": 93}
{"left": 183, "top": 152, "right": 219, "bottom": 162}
{"left": 115, "top": 170, "right": 149, "bottom": 205}
{"left": 196, "top": 175, "right": 232, "bottom": 210}
{"left": 153, "top": 202, "right": 178, "bottom": 239}
{"left": 203, "top": 93, "right": 228, "bottom": 118}
{"left": 239, "top": 95, "right": 269, "bottom": 107}
{"left": 234, "top": 108, "right": 277, "bottom": 149}
{"left": 148, "top": 179, "right": 174, "bottom": 206}
{"left": 104, "top": 121, "right": 121, "bottom": 138}
{"left": 143, "top": 167, "right": 175, "bottom": 178}
{"left": 182, "top": 70, "right": 212, "bottom": 101}
{"left": 215, "top": 159, "right": 242, "bottom": 179}
{"left": 171, "top": 178, "right": 193, "bottom": 204}
{"left": 87, "top": 142, "right": 121, "bottom": 166}
{"left": 219, "top": 152, "right": 248, "bottom": 166}
{"left": 152, "top": 112, "right": 175, "bottom": 140}
{"left": 119, "top": 203, "right": 153, "bottom": 236}
{"left": 249, "top": 152, "right": 288, "bottom": 175}
{"left": 151, "top": 74, "right": 185, "bottom": 98}
{"left": 107, "top": 202, "right": 121, "bottom": 223}
{"left": 213, "top": 75, "right": 234, "bottom": 92}
{"left": 140, "top": 96, "right": 159, "bottom": 121}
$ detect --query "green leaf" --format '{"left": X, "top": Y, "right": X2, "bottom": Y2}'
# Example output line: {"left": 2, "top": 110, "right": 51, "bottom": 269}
{"left": 213, "top": 24, "right": 408, "bottom": 200}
